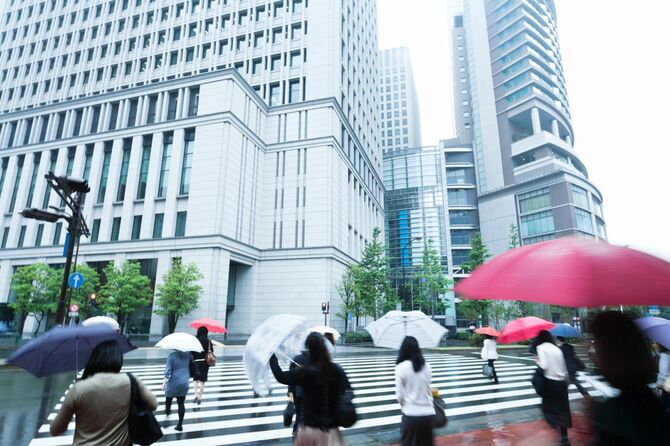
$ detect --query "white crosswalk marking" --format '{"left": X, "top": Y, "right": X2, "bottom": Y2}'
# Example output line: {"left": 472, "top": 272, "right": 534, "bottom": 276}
{"left": 29, "top": 352, "right": 596, "bottom": 445}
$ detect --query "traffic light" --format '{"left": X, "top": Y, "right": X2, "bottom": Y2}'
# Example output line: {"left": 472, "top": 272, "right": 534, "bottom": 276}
{"left": 321, "top": 302, "right": 328, "bottom": 314}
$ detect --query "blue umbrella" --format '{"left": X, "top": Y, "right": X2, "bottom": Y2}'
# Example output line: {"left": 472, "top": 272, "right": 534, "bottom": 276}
{"left": 635, "top": 317, "right": 670, "bottom": 350}
{"left": 550, "top": 324, "right": 583, "bottom": 338}
{"left": 6, "top": 324, "right": 136, "bottom": 377}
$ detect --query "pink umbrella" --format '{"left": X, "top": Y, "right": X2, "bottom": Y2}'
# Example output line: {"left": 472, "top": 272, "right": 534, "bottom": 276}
{"left": 498, "top": 317, "right": 554, "bottom": 344}
{"left": 455, "top": 237, "right": 670, "bottom": 307}
{"left": 474, "top": 326, "right": 501, "bottom": 337}
{"left": 189, "top": 318, "right": 228, "bottom": 334}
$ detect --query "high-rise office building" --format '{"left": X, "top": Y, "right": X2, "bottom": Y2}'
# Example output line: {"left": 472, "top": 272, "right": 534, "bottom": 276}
{"left": 378, "top": 47, "right": 421, "bottom": 153}
{"left": 452, "top": 0, "right": 606, "bottom": 256}
{"left": 0, "top": 0, "right": 383, "bottom": 335}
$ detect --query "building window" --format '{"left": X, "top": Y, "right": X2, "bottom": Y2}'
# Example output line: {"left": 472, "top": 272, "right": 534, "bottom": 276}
{"left": 187, "top": 87, "right": 199, "bottom": 116}
{"left": 252, "top": 58, "right": 262, "bottom": 74}
{"left": 271, "top": 54, "right": 281, "bottom": 71}
{"left": 110, "top": 217, "right": 121, "bottom": 241}
{"left": 127, "top": 99, "right": 138, "bottom": 127}
{"left": 449, "top": 210, "right": 472, "bottom": 225}
{"left": 447, "top": 189, "right": 469, "bottom": 206}
{"left": 83, "top": 145, "right": 94, "bottom": 181}
{"left": 131, "top": 215, "right": 142, "bottom": 240}
{"left": 152, "top": 213, "right": 164, "bottom": 239}
{"left": 25, "top": 153, "right": 41, "bottom": 208}
{"left": 571, "top": 184, "right": 589, "bottom": 210}
{"left": 575, "top": 208, "right": 593, "bottom": 233}
{"left": 518, "top": 187, "right": 550, "bottom": 214}
{"left": 109, "top": 103, "right": 119, "bottom": 130}
{"left": 269, "top": 83, "right": 280, "bottom": 106}
{"left": 175, "top": 211, "right": 187, "bottom": 237}
{"left": 157, "top": 132, "right": 173, "bottom": 198}
{"left": 116, "top": 139, "right": 132, "bottom": 201}
{"left": 91, "top": 219, "right": 101, "bottom": 243}
{"left": 17, "top": 225, "right": 26, "bottom": 248}
{"left": 35, "top": 224, "right": 44, "bottom": 247}
{"left": 147, "top": 95, "right": 158, "bottom": 123}
{"left": 288, "top": 79, "right": 300, "bottom": 103}
{"left": 446, "top": 168, "right": 468, "bottom": 185}
{"left": 290, "top": 50, "right": 300, "bottom": 67}
{"left": 137, "top": 136, "right": 152, "bottom": 199}
{"left": 167, "top": 92, "right": 178, "bottom": 119}
{"left": 179, "top": 129, "right": 195, "bottom": 195}
{"left": 8, "top": 155, "right": 25, "bottom": 213}
{"left": 97, "top": 142, "right": 113, "bottom": 203}
{"left": 0, "top": 227, "right": 8, "bottom": 249}
{"left": 52, "top": 222, "right": 63, "bottom": 246}
{"left": 520, "top": 210, "right": 555, "bottom": 238}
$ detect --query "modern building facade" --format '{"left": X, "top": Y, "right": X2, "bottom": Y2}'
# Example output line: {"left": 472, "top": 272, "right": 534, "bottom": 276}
{"left": 378, "top": 47, "right": 421, "bottom": 153}
{"left": 452, "top": 0, "right": 606, "bottom": 256}
{"left": 0, "top": 0, "right": 384, "bottom": 335}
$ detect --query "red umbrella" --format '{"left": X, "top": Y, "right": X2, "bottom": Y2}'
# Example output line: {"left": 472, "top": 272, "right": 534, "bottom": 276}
{"left": 474, "top": 326, "right": 501, "bottom": 337}
{"left": 498, "top": 317, "right": 554, "bottom": 344}
{"left": 189, "top": 318, "right": 228, "bottom": 334}
{"left": 455, "top": 237, "right": 670, "bottom": 307}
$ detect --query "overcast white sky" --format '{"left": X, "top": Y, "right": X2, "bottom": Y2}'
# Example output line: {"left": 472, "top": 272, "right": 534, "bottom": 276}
{"left": 378, "top": 0, "right": 670, "bottom": 261}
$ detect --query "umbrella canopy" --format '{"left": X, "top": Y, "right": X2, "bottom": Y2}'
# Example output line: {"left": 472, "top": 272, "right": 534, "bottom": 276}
{"left": 243, "top": 314, "right": 311, "bottom": 396}
{"left": 365, "top": 310, "right": 447, "bottom": 349}
{"left": 455, "top": 237, "right": 670, "bottom": 307}
{"left": 474, "top": 326, "right": 501, "bottom": 337}
{"left": 81, "top": 316, "right": 120, "bottom": 331}
{"left": 550, "top": 324, "right": 583, "bottom": 339}
{"left": 155, "top": 332, "right": 204, "bottom": 352}
{"left": 635, "top": 317, "right": 670, "bottom": 350}
{"left": 309, "top": 325, "right": 341, "bottom": 341}
{"left": 189, "top": 318, "right": 228, "bottom": 334}
{"left": 6, "top": 325, "right": 136, "bottom": 377}
{"left": 498, "top": 316, "right": 554, "bottom": 344}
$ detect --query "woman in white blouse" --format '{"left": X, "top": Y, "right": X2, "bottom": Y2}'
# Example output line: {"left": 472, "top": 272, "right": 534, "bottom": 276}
{"left": 534, "top": 330, "right": 572, "bottom": 446}
{"left": 481, "top": 335, "right": 499, "bottom": 384}
{"left": 395, "top": 336, "right": 435, "bottom": 446}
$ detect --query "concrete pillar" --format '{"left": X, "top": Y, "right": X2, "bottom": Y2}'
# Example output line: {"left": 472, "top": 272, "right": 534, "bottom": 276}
{"left": 551, "top": 119, "right": 559, "bottom": 137}
{"left": 531, "top": 107, "right": 541, "bottom": 135}
{"left": 176, "top": 88, "right": 185, "bottom": 119}
{"left": 565, "top": 135, "right": 572, "bottom": 146}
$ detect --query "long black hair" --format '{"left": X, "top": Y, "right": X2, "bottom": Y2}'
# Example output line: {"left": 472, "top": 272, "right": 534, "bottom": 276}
{"left": 533, "top": 330, "right": 555, "bottom": 347}
{"left": 396, "top": 336, "right": 425, "bottom": 372}
{"left": 305, "top": 332, "right": 332, "bottom": 370}
{"left": 196, "top": 326, "right": 209, "bottom": 351}
{"left": 81, "top": 340, "right": 123, "bottom": 379}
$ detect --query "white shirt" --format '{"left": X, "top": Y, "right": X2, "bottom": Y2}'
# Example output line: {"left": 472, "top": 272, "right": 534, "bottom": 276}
{"left": 536, "top": 342, "right": 568, "bottom": 381}
{"left": 394, "top": 360, "right": 435, "bottom": 416}
{"left": 481, "top": 339, "right": 499, "bottom": 360}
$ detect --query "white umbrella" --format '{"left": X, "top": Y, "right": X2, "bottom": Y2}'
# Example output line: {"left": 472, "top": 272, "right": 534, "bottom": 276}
{"left": 155, "top": 332, "right": 204, "bottom": 352}
{"left": 244, "top": 314, "right": 311, "bottom": 396}
{"left": 309, "top": 325, "right": 341, "bottom": 341}
{"left": 81, "top": 316, "right": 120, "bottom": 331}
{"left": 365, "top": 310, "right": 447, "bottom": 349}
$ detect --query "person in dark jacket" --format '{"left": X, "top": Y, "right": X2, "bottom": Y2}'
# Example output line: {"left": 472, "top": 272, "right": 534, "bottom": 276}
{"left": 590, "top": 311, "right": 670, "bottom": 445}
{"left": 556, "top": 336, "right": 590, "bottom": 398}
{"left": 191, "top": 326, "right": 213, "bottom": 404}
{"left": 270, "top": 332, "right": 350, "bottom": 445}
{"left": 287, "top": 349, "right": 309, "bottom": 438}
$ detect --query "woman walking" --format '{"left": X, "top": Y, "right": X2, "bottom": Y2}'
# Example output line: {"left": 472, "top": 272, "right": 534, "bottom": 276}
{"left": 164, "top": 349, "right": 191, "bottom": 431}
{"left": 191, "top": 326, "right": 213, "bottom": 404}
{"left": 534, "top": 330, "right": 571, "bottom": 446}
{"left": 395, "top": 336, "right": 435, "bottom": 446}
{"left": 50, "top": 340, "right": 157, "bottom": 445}
{"left": 481, "top": 334, "right": 499, "bottom": 384}
{"left": 270, "top": 332, "right": 350, "bottom": 445}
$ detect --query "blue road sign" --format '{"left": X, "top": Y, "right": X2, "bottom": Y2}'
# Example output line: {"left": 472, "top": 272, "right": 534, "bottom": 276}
{"left": 68, "top": 272, "right": 84, "bottom": 289}
{"left": 649, "top": 306, "right": 660, "bottom": 315}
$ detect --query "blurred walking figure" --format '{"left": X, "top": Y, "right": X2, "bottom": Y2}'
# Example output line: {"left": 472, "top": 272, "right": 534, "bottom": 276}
{"left": 191, "top": 326, "right": 213, "bottom": 404}
{"left": 481, "top": 335, "right": 499, "bottom": 384}
{"left": 287, "top": 346, "right": 309, "bottom": 439}
{"left": 655, "top": 343, "right": 670, "bottom": 411}
{"left": 556, "top": 336, "right": 589, "bottom": 398}
{"left": 395, "top": 336, "right": 435, "bottom": 446}
{"left": 533, "top": 330, "right": 571, "bottom": 446}
{"left": 50, "top": 340, "right": 157, "bottom": 445}
{"left": 164, "top": 350, "right": 190, "bottom": 431}
{"left": 270, "top": 332, "right": 350, "bottom": 445}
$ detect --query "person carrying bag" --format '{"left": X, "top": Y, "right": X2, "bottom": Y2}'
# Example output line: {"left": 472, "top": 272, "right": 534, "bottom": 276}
{"left": 128, "top": 373, "right": 163, "bottom": 445}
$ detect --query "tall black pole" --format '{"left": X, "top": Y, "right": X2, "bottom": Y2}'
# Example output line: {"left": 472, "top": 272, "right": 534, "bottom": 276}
{"left": 54, "top": 193, "right": 81, "bottom": 325}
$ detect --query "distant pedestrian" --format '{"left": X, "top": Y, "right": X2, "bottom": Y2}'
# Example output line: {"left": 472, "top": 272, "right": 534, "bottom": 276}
{"left": 191, "top": 326, "right": 213, "bottom": 404}
{"left": 480, "top": 335, "right": 499, "bottom": 384}
{"left": 395, "top": 336, "right": 435, "bottom": 446}
{"left": 50, "top": 340, "right": 157, "bottom": 445}
{"left": 164, "top": 350, "right": 191, "bottom": 431}
{"left": 533, "top": 330, "right": 571, "bottom": 446}
{"left": 656, "top": 343, "right": 670, "bottom": 411}
{"left": 556, "top": 336, "right": 590, "bottom": 398}
{"left": 590, "top": 311, "right": 670, "bottom": 445}
{"left": 270, "top": 332, "right": 351, "bottom": 445}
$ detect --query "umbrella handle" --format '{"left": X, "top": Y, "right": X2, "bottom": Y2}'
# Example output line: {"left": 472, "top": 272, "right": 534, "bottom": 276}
{"left": 275, "top": 350, "right": 300, "bottom": 366}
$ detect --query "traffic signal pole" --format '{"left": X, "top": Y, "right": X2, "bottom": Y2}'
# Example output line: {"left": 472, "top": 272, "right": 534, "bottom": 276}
{"left": 55, "top": 192, "right": 82, "bottom": 325}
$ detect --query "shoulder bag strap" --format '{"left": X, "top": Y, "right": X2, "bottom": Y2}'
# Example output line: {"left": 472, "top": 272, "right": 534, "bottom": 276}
{"left": 127, "top": 373, "right": 138, "bottom": 404}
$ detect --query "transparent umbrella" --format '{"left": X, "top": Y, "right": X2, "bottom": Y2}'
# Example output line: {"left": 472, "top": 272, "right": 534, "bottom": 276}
{"left": 243, "top": 314, "right": 311, "bottom": 396}
{"left": 365, "top": 310, "right": 447, "bottom": 349}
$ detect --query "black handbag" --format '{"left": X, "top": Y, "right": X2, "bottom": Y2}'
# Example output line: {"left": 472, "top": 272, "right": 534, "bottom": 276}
{"left": 531, "top": 368, "right": 545, "bottom": 397}
{"left": 127, "top": 373, "right": 163, "bottom": 446}
{"left": 283, "top": 402, "right": 296, "bottom": 427}
{"left": 337, "top": 388, "right": 358, "bottom": 428}
{"left": 433, "top": 398, "right": 448, "bottom": 428}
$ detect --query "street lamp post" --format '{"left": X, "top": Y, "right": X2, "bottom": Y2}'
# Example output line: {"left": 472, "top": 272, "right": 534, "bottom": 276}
{"left": 400, "top": 236, "right": 422, "bottom": 310}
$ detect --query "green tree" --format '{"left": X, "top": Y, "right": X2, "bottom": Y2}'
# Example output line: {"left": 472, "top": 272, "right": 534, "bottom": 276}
{"left": 99, "top": 261, "right": 153, "bottom": 332}
{"left": 351, "top": 227, "right": 397, "bottom": 319}
{"left": 413, "top": 239, "right": 453, "bottom": 317}
{"left": 65, "top": 264, "right": 100, "bottom": 319}
{"left": 154, "top": 259, "right": 203, "bottom": 334}
{"left": 336, "top": 267, "right": 358, "bottom": 333}
{"left": 508, "top": 223, "right": 520, "bottom": 249}
{"left": 459, "top": 233, "right": 492, "bottom": 326}
{"left": 10, "top": 263, "right": 58, "bottom": 334}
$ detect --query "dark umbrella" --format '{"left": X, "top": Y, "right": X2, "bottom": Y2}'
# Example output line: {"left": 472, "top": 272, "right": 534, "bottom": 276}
{"left": 6, "top": 325, "right": 136, "bottom": 377}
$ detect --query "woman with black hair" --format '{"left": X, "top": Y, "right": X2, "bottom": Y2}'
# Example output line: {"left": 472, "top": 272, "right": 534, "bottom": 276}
{"left": 163, "top": 349, "right": 191, "bottom": 431}
{"left": 481, "top": 334, "right": 499, "bottom": 384}
{"left": 533, "top": 330, "right": 571, "bottom": 446}
{"left": 591, "top": 311, "right": 670, "bottom": 445}
{"left": 395, "top": 336, "right": 435, "bottom": 446}
{"left": 270, "top": 332, "right": 350, "bottom": 445}
{"left": 191, "top": 326, "right": 213, "bottom": 404}
{"left": 50, "top": 340, "right": 157, "bottom": 445}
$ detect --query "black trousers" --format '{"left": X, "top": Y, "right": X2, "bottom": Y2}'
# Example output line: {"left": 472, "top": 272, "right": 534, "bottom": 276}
{"left": 400, "top": 414, "right": 434, "bottom": 446}
{"left": 488, "top": 359, "right": 499, "bottom": 383}
{"left": 166, "top": 396, "right": 186, "bottom": 427}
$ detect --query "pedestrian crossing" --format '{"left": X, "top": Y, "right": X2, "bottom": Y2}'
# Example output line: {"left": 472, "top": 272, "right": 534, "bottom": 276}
{"left": 29, "top": 352, "right": 597, "bottom": 445}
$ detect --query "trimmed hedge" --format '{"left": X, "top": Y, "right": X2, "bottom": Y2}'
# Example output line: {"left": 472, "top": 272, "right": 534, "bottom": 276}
{"left": 343, "top": 331, "right": 372, "bottom": 343}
